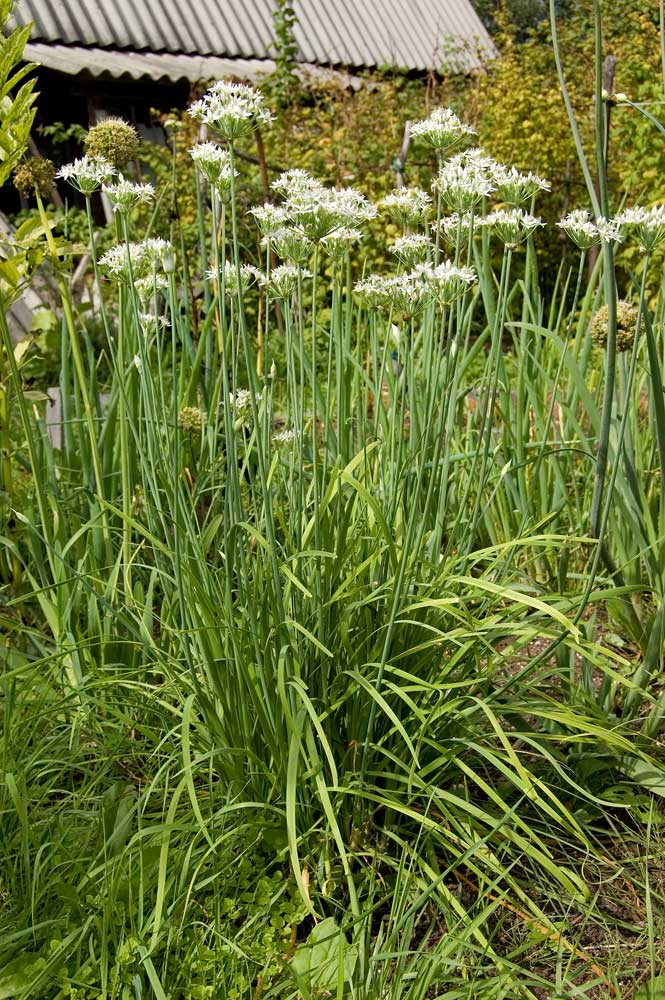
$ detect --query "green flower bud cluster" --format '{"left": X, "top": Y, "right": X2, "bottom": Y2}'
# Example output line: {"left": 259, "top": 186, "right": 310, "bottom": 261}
{"left": 591, "top": 300, "right": 639, "bottom": 353}
{"left": 13, "top": 157, "right": 56, "bottom": 198}
{"left": 85, "top": 117, "right": 140, "bottom": 169}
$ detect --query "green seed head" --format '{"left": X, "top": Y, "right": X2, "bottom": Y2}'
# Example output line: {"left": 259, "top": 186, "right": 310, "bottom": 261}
{"left": 178, "top": 406, "right": 204, "bottom": 435}
{"left": 13, "top": 157, "right": 56, "bottom": 198}
{"left": 85, "top": 117, "right": 140, "bottom": 169}
{"left": 591, "top": 300, "right": 639, "bottom": 352}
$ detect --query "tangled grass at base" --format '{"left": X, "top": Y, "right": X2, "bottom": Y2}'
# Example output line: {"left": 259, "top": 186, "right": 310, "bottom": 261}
{"left": 3, "top": 31, "right": 665, "bottom": 1000}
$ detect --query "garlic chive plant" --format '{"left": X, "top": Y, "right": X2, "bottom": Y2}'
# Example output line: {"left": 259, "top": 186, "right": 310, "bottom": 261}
{"left": 5, "top": 67, "right": 665, "bottom": 996}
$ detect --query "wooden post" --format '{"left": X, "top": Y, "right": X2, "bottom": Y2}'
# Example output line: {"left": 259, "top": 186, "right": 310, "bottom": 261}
{"left": 393, "top": 121, "right": 412, "bottom": 189}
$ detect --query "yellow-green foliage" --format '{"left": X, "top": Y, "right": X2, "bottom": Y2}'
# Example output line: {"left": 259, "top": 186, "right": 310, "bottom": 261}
{"left": 474, "top": 1, "right": 665, "bottom": 210}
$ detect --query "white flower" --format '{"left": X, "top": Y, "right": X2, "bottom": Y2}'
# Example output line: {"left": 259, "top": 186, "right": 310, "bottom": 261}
{"left": 615, "top": 205, "right": 665, "bottom": 253}
{"left": 250, "top": 202, "right": 290, "bottom": 236}
{"left": 269, "top": 169, "right": 375, "bottom": 241}
{"left": 478, "top": 209, "right": 544, "bottom": 247}
{"left": 409, "top": 107, "right": 475, "bottom": 152}
{"left": 99, "top": 238, "right": 172, "bottom": 282}
{"left": 595, "top": 216, "right": 623, "bottom": 244}
{"left": 354, "top": 270, "right": 428, "bottom": 315}
{"left": 274, "top": 427, "right": 297, "bottom": 445}
{"left": 271, "top": 169, "right": 322, "bottom": 198}
{"left": 415, "top": 260, "right": 476, "bottom": 305}
{"left": 188, "top": 81, "right": 274, "bottom": 140}
{"left": 265, "top": 264, "right": 311, "bottom": 298}
{"left": 379, "top": 187, "right": 432, "bottom": 227}
{"left": 103, "top": 177, "right": 155, "bottom": 213}
{"left": 389, "top": 233, "right": 431, "bottom": 266}
{"left": 434, "top": 157, "right": 495, "bottom": 213}
{"left": 493, "top": 166, "right": 550, "bottom": 206}
{"left": 264, "top": 227, "right": 313, "bottom": 264}
{"left": 57, "top": 155, "right": 115, "bottom": 194}
{"left": 321, "top": 227, "right": 363, "bottom": 260}
{"left": 436, "top": 212, "right": 476, "bottom": 246}
{"left": 458, "top": 147, "right": 503, "bottom": 178}
{"left": 557, "top": 209, "right": 600, "bottom": 250}
{"left": 287, "top": 186, "right": 374, "bottom": 241}
{"left": 207, "top": 260, "right": 263, "bottom": 297}
{"left": 229, "top": 388, "right": 262, "bottom": 415}
{"left": 189, "top": 142, "right": 237, "bottom": 196}
{"left": 135, "top": 274, "right": 168, "bottom": 303}
{"left": 139, "top": 312, "right": 169, "bottom": 335}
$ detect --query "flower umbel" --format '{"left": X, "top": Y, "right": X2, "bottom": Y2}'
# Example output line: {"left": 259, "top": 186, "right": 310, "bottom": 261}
{"left": 493, "top": 166, "right": 550, "bottom": 206}
{"left": 190, "top": 143, "right": 237, "bottom": 198}
{"left": 103, "top": 178, "right": 155, "bottom": 214}
{"left": 379, "top": 187, "right": 432, "bottom": 228}
{"left": 410, "top": 107, "right": 475, "bottom": 153}
{"left": 188, "top": 81, "right": 274, "bottom": 141}
{"left": 57, "top": 155, "right": 115, "bottom": 195}
{"left": 592, "top": 301, "right": 639, "bottom": 352}
{"left": 616, "top": 205, "right": 665, "bottom": 253}
{"left": 389, "top": 234, "right": 432, "bottom": 267}
{"left": 99, "top": 239, "right": 172, "bottom": 283}
{"left": 557, "top": 209, "right": 600, "bottom": 250}
{"left": 85, "top": 118, "right": 140, "bottom": 169}
{"left": 13, "top": 157, "right": 56, "bottom": 198}
{"left": 265, "top": 264, "right": 312, "bottom": 298}
{"left": 479, "top": 209, "right": 543, "bottom": 248}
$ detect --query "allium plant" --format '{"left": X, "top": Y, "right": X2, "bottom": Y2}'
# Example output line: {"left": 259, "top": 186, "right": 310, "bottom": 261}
{"left": 6, "top": 82, "right": 665, "bottom": 1000}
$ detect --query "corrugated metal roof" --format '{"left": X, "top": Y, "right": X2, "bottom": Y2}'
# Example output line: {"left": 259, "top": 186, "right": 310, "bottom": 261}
{"left": 12, "top": 0, "right": 494, "bottom": 74}
{"left": 23, "top": 42, "right": 278, "bottom": 83}
{"left": 23, "top": 41, "right": 365, "bottom": 86}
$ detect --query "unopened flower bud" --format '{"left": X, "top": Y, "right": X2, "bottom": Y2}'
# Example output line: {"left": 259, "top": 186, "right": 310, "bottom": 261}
{"left": 13, "top": 157, "right": 56, "bottom": 198}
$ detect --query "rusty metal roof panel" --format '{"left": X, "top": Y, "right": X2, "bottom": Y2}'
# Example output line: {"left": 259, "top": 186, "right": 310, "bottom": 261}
{"left": 13, "top": 0, "right": 495, "bottom": 72}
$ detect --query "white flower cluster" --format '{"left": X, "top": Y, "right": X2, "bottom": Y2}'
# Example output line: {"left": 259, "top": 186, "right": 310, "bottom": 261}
{"left": 139, "top": 312, "right": 169, "bottom": 335}
{"left": 229, "top": 388, "right": 262, "bottom": 413}
{"left": 251, "top": 169, "right": 376, "bottom": 256}
{"left": 409, "top": 107, "right": 476, "bottom": 152}
{"left": 616, "top": 205, "right": 665, "bottom": 253}
{"left": 419, "top": 261, "right": 477, "bottom": 305}
{"left": 389, "top": 233, "right": 431, "bottom": 266}
{"left": 99, "top": 238, "right": 173, "bottom": 283}
{"left": 437, "top": 212, "right": 476, "bottom": 246}
{"left": 493, "top": 166, "right": 550, "bottom": 206}
{"left": 188, "top": 81, "right": 274, "bottom": 140}
{"left": 207, "top": 260, "right": 263, "bottom": 297}
{"left": 321, "top": 227, "right": 363, "bottom": 260}
{"left": 378, "top": 187, "right": 432, "bottom": 228}
{"left": 434, "top": 153, "right": 496, "bottom": 213}
{"left": 189, "top": 142, "right": 237, "bottom": 197}
{"left": 355, "top": 260, "right": 475, "bottom": 313}
{"left": 57, "top": 155, "right": 115, "bottom": 194}
{"left": 479, "top": 209, "right": 544, "bottom": 248}
{"left": 265, "top": 264, "right": 312, "bottom": 298}
{"left": 557, "top": 210, "right": 622, "bottom": 249}
{"left": 250, "top": 203, "right": 290, "bottom": 236}
{"left": 102, "top": 177, "right": 155, "bottom": 214}
{"left": 274, "top": 427, "right": 297, "bottom": 445}
{"left": 557, "top": 210, "right": 600, "bottom": 250}
{"left": 262, "top": 227, "right": 313, "bottom": 264}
